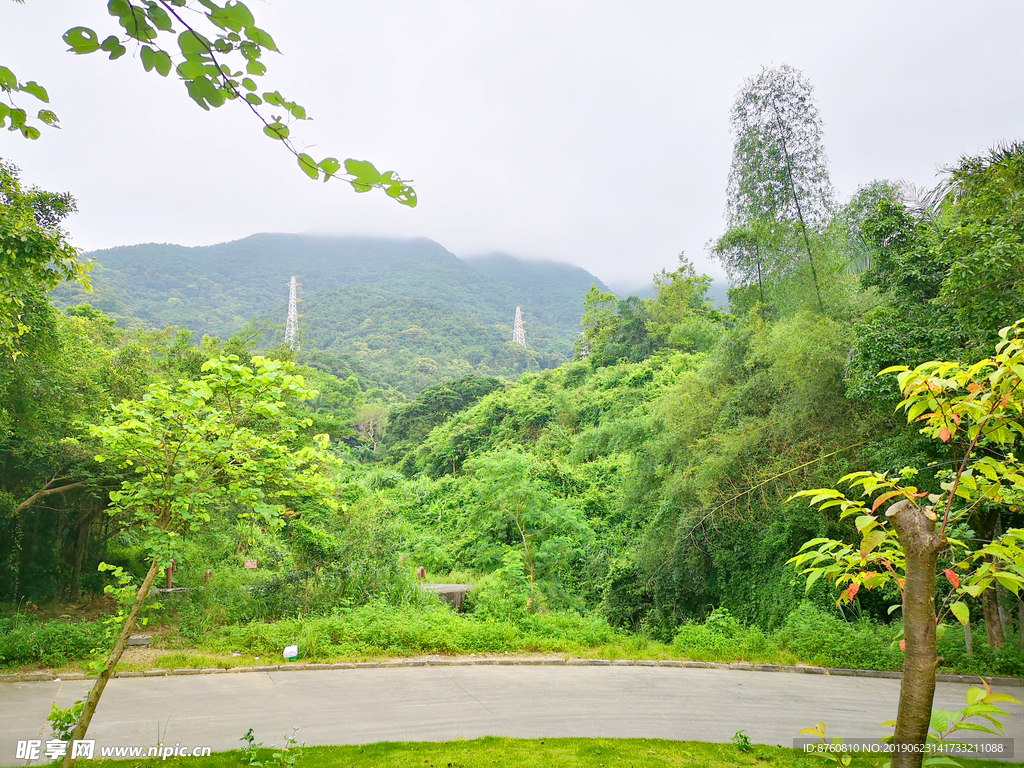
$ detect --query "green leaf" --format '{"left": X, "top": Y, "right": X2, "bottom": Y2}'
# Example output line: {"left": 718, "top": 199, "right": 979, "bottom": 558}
{"left": 154, "top": 50, "right": 172, "bottom": 77}
{"left": 950, "top": 601, "right": 969, "bottom": 626}
{"left": 19, "top": 81, "right": 49, "bottom": 103}
{"left": 995, "top": 573, "right": 1024, "bottom": 594}
{"left": 144, "top": 2, "right": 174, "bottom": 31}
{"left": 141, "top": 45, "right": 157, "bottom": 72}
{"left": 262, "top": 121, "right": 289, "bottom": 140}
{"left": 244, "top": 93, "right": 262, "bottom": 105}
{"left": 63, "top": 27, "right": 102, "bottom": 54}
{"left": 176, "top": 58, "right": 207, "bottom": 80}
{"left": 224, "top": 1, "right": 255, "bottom": 28}
{"left": 297, "top": 153, "right": 319, "bottom": 180}
{"left": 382, "top": 180, "right": 417, "bottom": 206}
{"left": 246, "top": 59, "right": 267, "bottom": 76}
{"left": 241, "top": 77, "right": 257, "bottom": 91}
{"left": 929, "top": 710, "right": 951, "bottom": 734}
{"left": 344, "top": 159, "right": 382, "bottom": 187}
{"left": 860, "top": 529, "right": 887, "bottom": 559}
{"left": 951, "top": 722, "right": 1000, "bottom": 735}
{"left": 317, "top": 157, "right": 341, "bottom": 180}
{"left": 966, "top": 687, "right": 986, "bottom": 706}
{"left": 99, "top": 36, "right": 127, "bottom": 60}
{"left": 854, "top": 514, "right": 877, "bottom": 533}
{"left": 0, "top": 66, "right": 18, "bottom": 91}
{"left": 178, "top": 30, "right": 210, "bottom": 55}
{"left": 184, "top": 76, "right": 225, "bottom": 110}
{"left": 244, "top": 26, "right": 277, "bottom": 51}
{"left": 804, "top": 568, "right": 825, "bottom": 593}
{"left": 107, "top": 0, "right": 131, "bottom": 20}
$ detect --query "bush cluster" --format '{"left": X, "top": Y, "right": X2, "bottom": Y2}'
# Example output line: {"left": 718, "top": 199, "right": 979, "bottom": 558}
{"left": 0, "top": 615, "right": 106, "bottom": 669}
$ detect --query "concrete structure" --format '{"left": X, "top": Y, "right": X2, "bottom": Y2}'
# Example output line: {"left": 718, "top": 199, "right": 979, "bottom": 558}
{"left": 420, "top": 584, "right": 474, "bottom": 611}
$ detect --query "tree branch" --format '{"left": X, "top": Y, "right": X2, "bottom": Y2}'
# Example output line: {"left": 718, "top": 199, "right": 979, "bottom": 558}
{"left": 13, "top": 481, "right": 86, "bottom": 517}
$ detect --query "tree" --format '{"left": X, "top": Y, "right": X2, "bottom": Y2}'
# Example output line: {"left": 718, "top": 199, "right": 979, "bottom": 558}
{"left": 353, "top": 402, "right": 388, "bottom": 453}
{"left": 62, "top": 354, "right": 336, "bottom": 767}
{"left": 724, "top": 64, "right": 834, "bottom": 310}
{"left": 2, "top": 0, "right": 415, "bottom": 204}
{"left": 936, "top": 141, "right": 1024, "bottom": 331}
{"left": 709, "top": 221, "right": 779, "bottom": 307}
{"left": 647, "top": 255, "right": 725, "bottom": 353}
{"left": 574, "top": 285, "right": 618, "bottom": 360}
{"left": 575, "top": 288, "right": 660, "bottom": 366}
{"left": 790, "top": 321, "right": 1024, "bottom": 768}
{"left": 465, "top": 447, "right": 591, "bottom": 610}
{"left": 0, "top": 161, "right": 90, "bottom": 357}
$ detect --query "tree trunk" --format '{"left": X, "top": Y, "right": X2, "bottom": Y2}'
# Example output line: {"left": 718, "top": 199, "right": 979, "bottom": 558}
{"left": 887, "top": 500, "right": 946, "bottom": 768}
{"left": 973, "top": 510, "right": 1005, "bottom": 650}
{"left": 62, "top": 558, "right": 161, "bottom": 768}
{"left": 64, "top": 507, "right": 97, "bottom": 602}
{"left": 769, "top": 102, "right": 824, "bottom": 313}
{"left": 981, "top": 572, "right": 1005, "bottom": 651}
{"left": 1018, "top": 600, "right": 1024, "bottom": 652}
{"left": 965, "top": 618, "right": 973, "bottom": 657}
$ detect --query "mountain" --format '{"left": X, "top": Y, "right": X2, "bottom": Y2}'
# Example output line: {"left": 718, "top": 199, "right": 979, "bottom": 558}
{"left": 53, "top": 234, "right": 607, "bottom": 396}
{"left": 462, "top": 253, "right": 614, "bottom": 331}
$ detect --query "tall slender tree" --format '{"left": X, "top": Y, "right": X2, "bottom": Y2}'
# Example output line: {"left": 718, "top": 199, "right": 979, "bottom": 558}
{"left": 724, "top": 64, "right": 834, "bottom": 310}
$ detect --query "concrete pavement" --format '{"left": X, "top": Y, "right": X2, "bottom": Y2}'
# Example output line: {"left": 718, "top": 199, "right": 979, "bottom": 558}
{"left": 2, "top": 666, "right": 1022, "bottom": 765}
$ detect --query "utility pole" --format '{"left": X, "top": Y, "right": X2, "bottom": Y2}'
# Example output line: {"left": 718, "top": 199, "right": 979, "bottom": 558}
{"left": 284, "top": 276, "right": 300, "bottom": 351}
{"left": 512, "top": 306, "right": 526, "bottom": 346}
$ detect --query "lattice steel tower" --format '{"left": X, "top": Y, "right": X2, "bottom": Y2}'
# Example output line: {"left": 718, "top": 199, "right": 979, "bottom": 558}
{"left": 284, "top": 276, "right": 300, "bottom": 351}
{"left": 512, "top": 306, "right": 526, "bottom": 347}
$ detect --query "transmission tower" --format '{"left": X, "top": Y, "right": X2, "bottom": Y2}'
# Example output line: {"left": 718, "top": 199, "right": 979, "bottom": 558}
{"left": 284, "top": 276, "right": 300, "bottom": 351}
{"left": 512, "top": 306, "right": 526, "bottom": 347}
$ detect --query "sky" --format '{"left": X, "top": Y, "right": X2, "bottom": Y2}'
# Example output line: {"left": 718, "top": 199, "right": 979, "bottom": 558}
{"left": 1, "top": 0, "right": 1022, "bottom": 291}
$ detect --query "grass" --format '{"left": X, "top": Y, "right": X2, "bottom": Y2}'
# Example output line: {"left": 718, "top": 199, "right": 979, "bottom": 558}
{"left": 7, "top": 601, "right": 1024, "bottom": 680}
{"left": 83, "top": 737, "right": 1022, "bottom": 768}
{"left": 149, "top": 653, "right": 232, "bottom": 670}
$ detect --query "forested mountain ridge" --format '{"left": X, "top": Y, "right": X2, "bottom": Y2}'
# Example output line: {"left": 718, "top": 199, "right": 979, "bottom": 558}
{"left": 52, "top": 234, "right": 612, "bottom": 395}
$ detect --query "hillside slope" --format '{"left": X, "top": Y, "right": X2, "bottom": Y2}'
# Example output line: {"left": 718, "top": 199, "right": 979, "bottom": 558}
{"left": 53, "top": 234, "right": 607, "bottom": 395}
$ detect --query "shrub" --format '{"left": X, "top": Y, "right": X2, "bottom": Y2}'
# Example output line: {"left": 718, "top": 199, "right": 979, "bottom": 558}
{"left": 775, "top": 602, "right": 902, "bottom": 670}
{"left": 0, "top": 616, "right": 106, "bottom": 669}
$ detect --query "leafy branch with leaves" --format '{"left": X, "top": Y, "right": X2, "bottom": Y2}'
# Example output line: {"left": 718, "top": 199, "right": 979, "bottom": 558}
{"left": 4, "top": 0, "right": 415, "bottom": 204}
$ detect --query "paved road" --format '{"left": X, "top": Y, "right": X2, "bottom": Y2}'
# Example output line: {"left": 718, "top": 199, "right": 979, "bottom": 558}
{"left": 2, "top": 667, "right": 1022, "bottom": 765}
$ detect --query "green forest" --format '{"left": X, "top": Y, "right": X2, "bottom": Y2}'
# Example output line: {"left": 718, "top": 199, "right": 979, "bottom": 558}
{"left": 4, "top": 60, "right": 1024, "bottom": 767}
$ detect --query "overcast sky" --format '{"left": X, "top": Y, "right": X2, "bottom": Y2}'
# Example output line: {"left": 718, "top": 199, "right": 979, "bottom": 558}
{"left": 2, "top": 0, "right": 1022, "bottom": 290}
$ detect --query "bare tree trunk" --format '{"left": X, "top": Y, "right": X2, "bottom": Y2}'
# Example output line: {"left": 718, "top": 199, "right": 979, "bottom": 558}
{"left": 62, "top": 559, "right": 161, "bottom": 768}
{"left": 965, "top": 619, "right": 973, "bottom": 657}
{"left": 887, "top": 500, "right": 945, "bottom": 768}
{"left": 981, "top": 575, "right": 1005, "bottom": 651}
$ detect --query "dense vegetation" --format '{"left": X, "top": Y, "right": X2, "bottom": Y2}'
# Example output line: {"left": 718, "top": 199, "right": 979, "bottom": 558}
{"left": 4, "top": 79, "right": 1024, "bottom": 711}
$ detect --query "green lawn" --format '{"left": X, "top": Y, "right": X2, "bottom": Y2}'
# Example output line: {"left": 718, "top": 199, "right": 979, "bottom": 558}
{"left": 85, "top": 737, "right": 1019, "bottom": 768}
